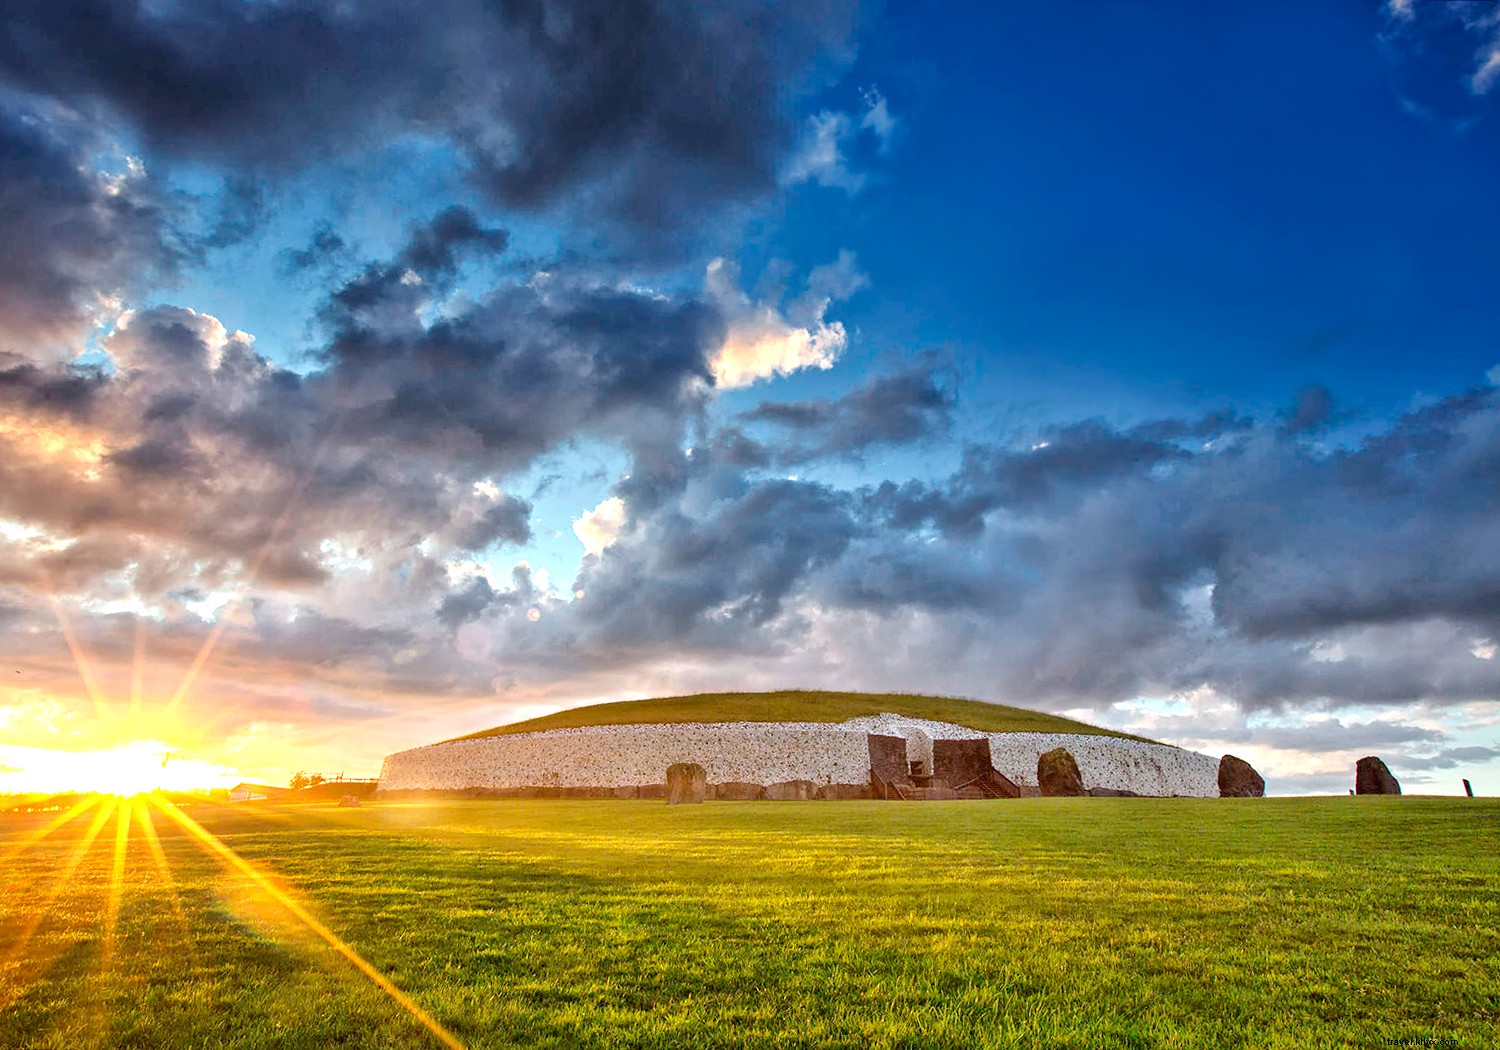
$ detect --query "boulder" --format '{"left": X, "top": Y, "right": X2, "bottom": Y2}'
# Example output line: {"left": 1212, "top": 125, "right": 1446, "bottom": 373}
{"left": 817, "top": 783, "right": 874, "bottom": 800}
{"left": 763, "top": 779, "right": 816, "bottom": 801}
{"left": 1217, "top": 755, "right": 1265, "bottom": 798}
{"left": 337, "top": 795, "right": 361, "bottom": 808}
{"left": 1087, "top": 787, "right": 1141, "bottom": 798}
{"left": 1037, "top": 747, "right": 1085, "bottom": 797}
{"left": 712, "top": 782, "right": 765, "bottom": 801}
{"left": 1355, "top": 756, "right": 1401, "bottom": 796}
{"left": 666, "top": 763, "right": 707, "bottom": 805}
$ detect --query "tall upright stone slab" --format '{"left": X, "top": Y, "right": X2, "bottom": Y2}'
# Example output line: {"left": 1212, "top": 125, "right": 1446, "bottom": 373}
{"left": 1037, "top": 747, "right": 1085, "bottom": 797}
{"left": 666, "top": 762, "right": 707, "bottom": 804}
{"left": 1217, "top": 755, "right": 1265, "bottom": 797}
{"left": 1355, "top": 756, "right": 1401, "bottom": 796}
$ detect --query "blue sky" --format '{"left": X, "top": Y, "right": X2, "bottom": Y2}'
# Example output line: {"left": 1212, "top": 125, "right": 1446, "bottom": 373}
{"left": 1, "top": 1, "right": 1498, "bottom": 794}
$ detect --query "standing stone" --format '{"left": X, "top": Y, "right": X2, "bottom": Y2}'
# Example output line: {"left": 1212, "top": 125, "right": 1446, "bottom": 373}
{"left": 1217, "top": 755, "right": 1265, "bottom": 798}
{"left": 1037, "top": 747, "right": 1085, "bottom": 797}
{"left": 666, "top": 763, "right": 707, "bottom": 804}
{"left": 1355, "top": 756, "right": 1401, "bottom": 795}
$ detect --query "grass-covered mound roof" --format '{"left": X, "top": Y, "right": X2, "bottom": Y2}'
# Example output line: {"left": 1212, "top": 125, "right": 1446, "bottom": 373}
{"left": 447, "top": 690, "right": 1155, "bottom": 744}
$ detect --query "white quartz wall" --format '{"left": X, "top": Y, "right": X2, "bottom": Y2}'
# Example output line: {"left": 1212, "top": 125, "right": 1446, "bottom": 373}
{"left": 378, "top": 715, "right": 1220, "bottom": 797}
{"left": 987, "top": 732, "right": 1218, "bottom": 796}
{"left": 378, "top": 723, "right": 873, "bottom": 790}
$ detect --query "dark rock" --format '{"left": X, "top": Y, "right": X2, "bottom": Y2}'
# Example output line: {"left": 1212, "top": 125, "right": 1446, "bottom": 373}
{"left": 816, "top": 783, "right": 873, "bottom": 800}
{"left": 1218, "top": 755, "right": 1265, "bottom": 797}
{"left": 1037, "top": 747, "right": 1085, "bottom": 797}
{"left": 867, "top": 734, "right": 910, "bottom": 787}
{"left": 763, "top": 779, "right": 816, "bottom": 801}
{"left": 1355, "top": 756, "right": 1401, "bottom": 796}
{"left": 711, "top": 782, "right": 765, "bottom": 801}
{"left": 932, "top": 738, "right": 994, "bottom": 785}
{"left": 666, "top": 763, "right": 707, "bottom": 804}
{"left": 337, "top": 795, "right": 361, "bottom": 808}
{"left": 1086, "top": 787, "right": 1141, "bottom": 798}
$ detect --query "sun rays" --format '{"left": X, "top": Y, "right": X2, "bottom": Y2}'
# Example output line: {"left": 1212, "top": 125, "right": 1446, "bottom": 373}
{"left": 0, "top": 794, "right": 466, "bottom": 1048}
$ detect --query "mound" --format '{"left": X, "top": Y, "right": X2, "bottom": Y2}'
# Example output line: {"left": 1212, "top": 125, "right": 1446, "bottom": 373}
{"left": 446, "top": 690, "right": 1155, "bottom": 744}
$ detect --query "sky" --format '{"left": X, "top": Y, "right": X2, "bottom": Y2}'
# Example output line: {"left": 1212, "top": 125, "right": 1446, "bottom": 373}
{"left": 1, "top": 0, "right": 1498, "bottom": 795}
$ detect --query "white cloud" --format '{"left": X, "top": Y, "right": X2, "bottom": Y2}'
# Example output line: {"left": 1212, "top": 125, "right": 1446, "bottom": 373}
{"left": 1472, "top": 639, "right": 1497, "bottom": 661}
{"left": 1487, "top": 363, "right": 1500, "bottom": 386}
{"left": 573, "top": 496, "right": 627, "bottom": 556}
{"left": 781, "top": 87, "right": 897, "bottom": 192}
{"left": 1385, "top": 0, "right": 1500, "bottom": 98}
{"left": 859, "top": 87, "right": 898, "bottom": 153}
{"left": 706, "top": 252, "right": 868, "bottom": 388}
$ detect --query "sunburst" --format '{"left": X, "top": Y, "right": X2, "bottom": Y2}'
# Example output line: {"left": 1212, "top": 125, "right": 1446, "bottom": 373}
{"left": 1, "top": 418, "right": 459, "bottom": 1046}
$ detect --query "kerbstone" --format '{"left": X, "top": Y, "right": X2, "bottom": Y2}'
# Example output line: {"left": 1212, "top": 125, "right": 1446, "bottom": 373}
{"left": 1218, "top": 755, "right": 1265, "bottom": 797}
{"left": 1038, "top": 747, "right": 1085, "bottom": 797}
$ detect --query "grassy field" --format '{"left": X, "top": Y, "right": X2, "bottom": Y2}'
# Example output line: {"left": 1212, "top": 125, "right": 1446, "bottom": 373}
{"left": 449, "top": 690, "right": 1153, "bottom": 742}
{"left": 1, "top": 797, "right": 1495, "bottom": 1049}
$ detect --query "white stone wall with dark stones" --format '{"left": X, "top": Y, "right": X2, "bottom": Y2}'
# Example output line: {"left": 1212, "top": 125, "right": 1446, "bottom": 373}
{"left": 378, "top": 715, "right": 1220, "bottom": 797}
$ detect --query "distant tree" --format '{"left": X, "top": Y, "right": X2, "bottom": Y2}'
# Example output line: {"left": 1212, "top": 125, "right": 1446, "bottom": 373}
{"left": 290, "top": 771, "right": 310, "bottom": 790}
{"left": 308, "top": 773, "right": 326, "bottom": 787}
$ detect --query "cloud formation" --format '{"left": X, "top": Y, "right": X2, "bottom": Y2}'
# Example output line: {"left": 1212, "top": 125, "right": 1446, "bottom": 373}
{"left": 0, "top": 102, "right": 181, "bottom": 351}
{"left": 706, "top": 252, "right": 866, "bottom": 388}
{"left": 0, "top": 0, "right": 860, "bottom": 238}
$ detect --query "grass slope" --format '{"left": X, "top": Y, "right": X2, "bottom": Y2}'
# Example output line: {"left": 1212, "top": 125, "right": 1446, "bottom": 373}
{"left": 447, "top": 689, "right": 1154, "bottom": 743}
{"left": 1, "top": 797, "right": 1496, "bottom": 1048}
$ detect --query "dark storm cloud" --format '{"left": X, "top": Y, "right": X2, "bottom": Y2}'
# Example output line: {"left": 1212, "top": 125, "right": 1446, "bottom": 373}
{"left": 277, "top": 227, "right": 350, "bottom": 277}
{"left": 0, "top": 0, "right": 859, "bottom": 234}
{"left": 572, "top": 474, "right": 862, "bottom": 648}
{"left": 397, "top": 207, "right": 508, "bottom": 279}
{"left": 453, "top": 385, "right": 1500, "bottom": 714}
{"left": 438, "top": 576, "right": 498, "bottom": 631}
{"left": 0, "top": 192, "right": 720, "bottom": 606}
{"left": 320, "top": 271, "right": 722, "bottom": 471}
{"left": 0, "top": 102, "right": 181, "bottom": 349}
{"left": 1280, "top": 385, "right": 1336, "bottom": 435}
{"left": 1400, "top": 746, "right": 1500, "bottom": 771}
{"left": 742, "top": 362, "right": 955, "bottom": 462}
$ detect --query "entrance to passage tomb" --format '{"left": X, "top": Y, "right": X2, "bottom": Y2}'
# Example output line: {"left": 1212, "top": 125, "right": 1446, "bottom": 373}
{"left": 866, "top": 733, "right": 1019, "bottom": 800}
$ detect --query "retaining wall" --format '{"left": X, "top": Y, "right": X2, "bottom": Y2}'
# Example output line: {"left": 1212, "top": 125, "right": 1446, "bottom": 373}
{"left": 378, "top": 715, "right": 1220, "bottom": 797}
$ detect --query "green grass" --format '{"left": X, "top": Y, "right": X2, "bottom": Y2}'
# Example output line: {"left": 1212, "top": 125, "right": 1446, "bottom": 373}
{"left": 447, "top": 690, "right": 1153, "bottom": 742}
{"left": 2, "top": 797, "right": 1496, "bottom": 1048}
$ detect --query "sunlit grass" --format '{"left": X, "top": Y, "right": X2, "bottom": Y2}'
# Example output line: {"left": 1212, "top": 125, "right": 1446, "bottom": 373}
{"left": 1, "top": 796, "right": 1496, "bottom": 1048}
{"left": 451, "top": 689, "right": 1156, "bottom": 742}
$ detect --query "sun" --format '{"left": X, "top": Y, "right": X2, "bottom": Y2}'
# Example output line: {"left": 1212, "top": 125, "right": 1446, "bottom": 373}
{"left": 0, "top": 739, "right": 235, "bottom": 796}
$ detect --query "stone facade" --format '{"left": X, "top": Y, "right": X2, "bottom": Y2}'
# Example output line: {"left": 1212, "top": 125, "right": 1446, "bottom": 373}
{"left": 378, "top": 714, "right": 1220, "bottom": 798}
